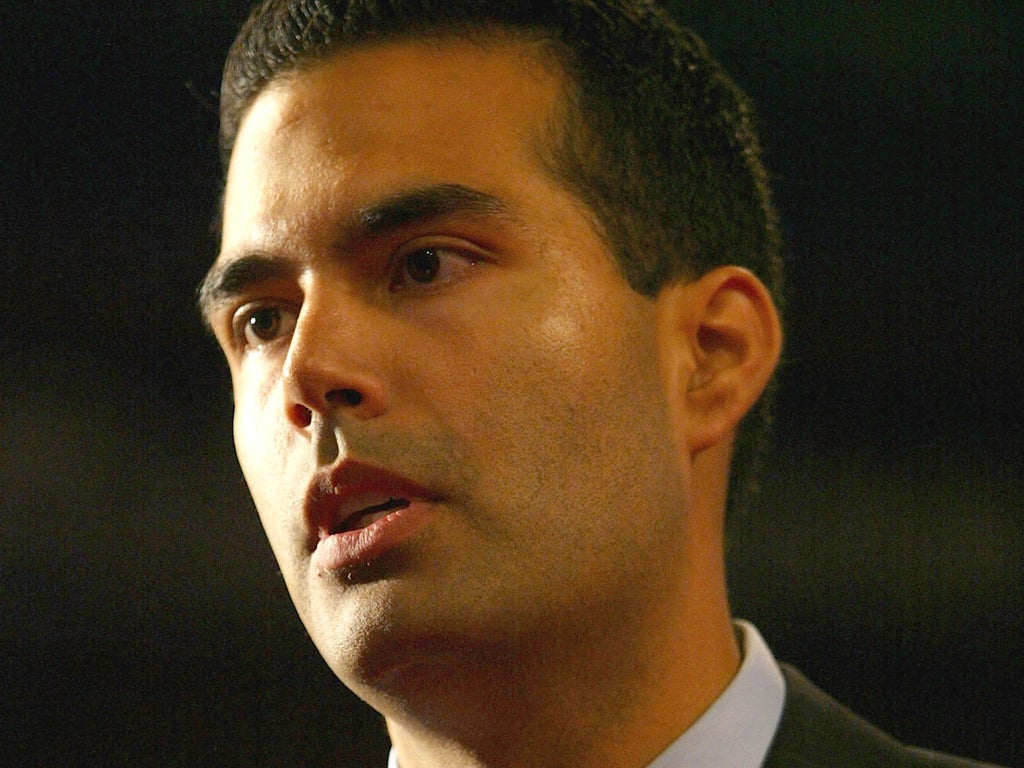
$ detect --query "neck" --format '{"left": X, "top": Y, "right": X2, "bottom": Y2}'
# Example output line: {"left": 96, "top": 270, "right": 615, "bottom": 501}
{"left": 377, "top": 445, "right": 739, "bottom": 768}
{"left": 379, "top": 546, "right": 739, "bottom": 768}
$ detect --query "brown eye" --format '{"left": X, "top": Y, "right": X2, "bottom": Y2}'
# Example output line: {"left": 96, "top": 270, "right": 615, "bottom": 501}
{"left": 248, "top": 307, "right": 282, "bottom": 338}
{"left": 404, "top": 248, "right": 441, "bottom": 283}
{"left": 237, "top": 305, "right": 297, "bottom": 349}
{"left": 389, "top": 244, "right": 479, "bottom": 292}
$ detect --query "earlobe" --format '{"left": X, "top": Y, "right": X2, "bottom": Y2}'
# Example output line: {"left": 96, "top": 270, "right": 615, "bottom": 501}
{"left": 657, "top": 267, "right": 782, "bottom": 455}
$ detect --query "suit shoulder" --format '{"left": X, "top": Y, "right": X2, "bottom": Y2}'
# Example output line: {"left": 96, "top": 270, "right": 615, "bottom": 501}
{"left": 763, "top": 664, "right": 1003, "bottom": 768}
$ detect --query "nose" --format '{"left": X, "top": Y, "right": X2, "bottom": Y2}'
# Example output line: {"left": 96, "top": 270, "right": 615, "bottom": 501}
{"left": 280, "top": 292, "right": 389, "bottom": 429}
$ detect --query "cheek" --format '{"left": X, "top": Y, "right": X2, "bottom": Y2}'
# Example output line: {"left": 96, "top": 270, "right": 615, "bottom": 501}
{"left": 451, "top": 283, "right": 674, "bottom": 509}
{"left": 435, "top": 287, "right": 690, "bottom": 622}
{"left": 233, "top": 370, "right": 269, "bottom": 475}
{"left": 231, "top": 370, "right": 296, "bottom": 534}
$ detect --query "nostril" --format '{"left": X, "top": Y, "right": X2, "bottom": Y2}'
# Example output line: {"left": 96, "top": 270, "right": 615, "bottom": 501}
{"left": 289, "top": 403, "right": 313, "bottom": 428}
{"left": 328, "top": 388, "right": 363, "bottom": 407}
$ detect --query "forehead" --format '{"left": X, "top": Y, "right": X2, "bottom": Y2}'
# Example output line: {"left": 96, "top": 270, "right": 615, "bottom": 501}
{"left": 220, "top": 36, "right": 567, "bottom": 244}
{"left": 260, "top": 34, "right": 561, "bottom": 136}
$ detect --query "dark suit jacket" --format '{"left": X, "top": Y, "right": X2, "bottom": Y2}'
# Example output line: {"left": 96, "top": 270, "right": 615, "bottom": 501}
{"left": 763, "top": 665, "right": 1000, "bottom": 768}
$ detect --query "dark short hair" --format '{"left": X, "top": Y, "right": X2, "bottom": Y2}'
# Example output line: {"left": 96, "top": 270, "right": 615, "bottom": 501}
{"left": 219, "top": 0, "right": 783, "bottom": 516}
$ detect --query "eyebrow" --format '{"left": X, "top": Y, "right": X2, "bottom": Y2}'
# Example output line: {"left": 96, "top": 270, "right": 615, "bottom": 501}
{"left": 197, "top": 183, "right": 515, "bottom": 325}
{"left": 197, "top": 253, "right": 294, "bottom": 326}
{"left": 357, "top": 183, "right": 514, "bottom": 238}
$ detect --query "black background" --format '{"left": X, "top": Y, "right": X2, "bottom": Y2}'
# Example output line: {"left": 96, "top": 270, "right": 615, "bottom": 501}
{"left": 2, "top": 2, "right": 1021, "bottom": 766}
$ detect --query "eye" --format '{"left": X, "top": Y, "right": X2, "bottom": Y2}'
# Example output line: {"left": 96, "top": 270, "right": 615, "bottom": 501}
{"left": 233, "top": 304, "right": 298, "bottom": 350}
{"left": 388, "top": 245, "right": 479, "bottom": 291}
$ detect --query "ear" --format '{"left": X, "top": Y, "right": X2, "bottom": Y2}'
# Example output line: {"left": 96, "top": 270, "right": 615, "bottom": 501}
{"left": 656, "top": 266, "right": 782, "bottom": 455}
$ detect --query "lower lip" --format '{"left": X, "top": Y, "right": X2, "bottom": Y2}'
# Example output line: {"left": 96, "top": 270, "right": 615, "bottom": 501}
{"left": 310, "top": 503, "right": 434, "bottom": 573}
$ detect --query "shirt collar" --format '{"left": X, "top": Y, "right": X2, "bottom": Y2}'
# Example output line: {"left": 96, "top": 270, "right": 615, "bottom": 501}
{"left": 645, "top": 620, "right": 786, "bottom": 768}
{"left": 387, "top": 620, "right": 785, "bottom": 768}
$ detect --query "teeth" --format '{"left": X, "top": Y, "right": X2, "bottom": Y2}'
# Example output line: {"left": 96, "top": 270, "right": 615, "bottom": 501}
{"left": 329, "top": 495, "right": 411, "bottom": 534}
{"left": 361, "top": 497, "right": 410, "bottom": 515}
{"left": 359, "top": 510, "right": 391, "bottom": 528}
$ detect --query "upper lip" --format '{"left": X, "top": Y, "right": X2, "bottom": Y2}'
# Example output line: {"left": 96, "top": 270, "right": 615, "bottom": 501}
{"left": 304, "top": 460, "right": 437, "bottom": 548}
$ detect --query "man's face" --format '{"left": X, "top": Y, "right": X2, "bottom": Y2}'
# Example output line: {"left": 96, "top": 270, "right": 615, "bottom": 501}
{"left": 204, "top": 38, "right": 693, "bottom": 694}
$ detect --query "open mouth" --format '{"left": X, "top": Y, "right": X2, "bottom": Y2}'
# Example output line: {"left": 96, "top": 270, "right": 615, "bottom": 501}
{"left": 334, "top": 496, "right": 411, "bottom": 533}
